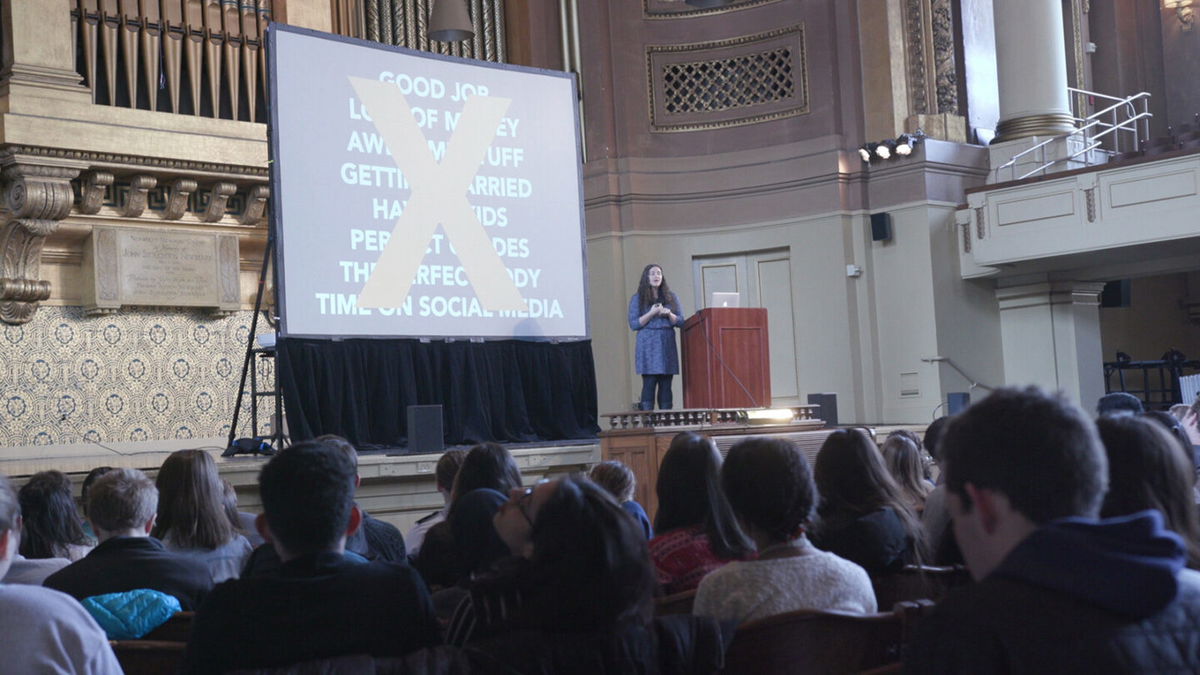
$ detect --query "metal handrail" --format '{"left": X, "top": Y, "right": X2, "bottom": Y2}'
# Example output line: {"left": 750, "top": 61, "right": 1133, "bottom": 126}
{"left": 993, "top": 91, "right": 1152, "bottom": 181}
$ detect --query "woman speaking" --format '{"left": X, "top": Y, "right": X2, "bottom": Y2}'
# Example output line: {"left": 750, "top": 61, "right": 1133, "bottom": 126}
{"left": 628, "top": 264, "right": 685, "bottom": 410}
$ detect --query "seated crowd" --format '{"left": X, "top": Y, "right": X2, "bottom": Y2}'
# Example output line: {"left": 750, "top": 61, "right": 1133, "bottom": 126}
{"left": 2, "top": 388, "right": 1200, "bottom": 672}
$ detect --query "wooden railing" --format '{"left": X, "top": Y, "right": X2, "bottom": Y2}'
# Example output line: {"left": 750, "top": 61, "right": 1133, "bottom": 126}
{"left": 69, "top": 0, "right": 272, "bottom": 121}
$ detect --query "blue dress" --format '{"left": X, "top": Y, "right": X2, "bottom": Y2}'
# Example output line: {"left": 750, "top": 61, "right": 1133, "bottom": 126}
{"left": 628, "top": 292, "right": 685, "bottom": 375}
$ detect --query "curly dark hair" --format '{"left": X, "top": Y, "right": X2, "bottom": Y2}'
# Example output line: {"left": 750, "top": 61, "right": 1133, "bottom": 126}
{"left": 636, "top": 263, "right": 674, "bottom": 313}
{"left": 722, "top": 437, "right": 816, "bottom": 543}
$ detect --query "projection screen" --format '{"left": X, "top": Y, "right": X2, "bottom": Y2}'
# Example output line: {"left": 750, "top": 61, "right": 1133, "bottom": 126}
{"left": 268, "top": 25, "right": 588, "bottom": 339}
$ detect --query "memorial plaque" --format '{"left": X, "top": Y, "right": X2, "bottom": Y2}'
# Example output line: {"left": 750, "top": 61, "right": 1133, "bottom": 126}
{"left": 83, "top": 227, "right": 241, "bottom": 315}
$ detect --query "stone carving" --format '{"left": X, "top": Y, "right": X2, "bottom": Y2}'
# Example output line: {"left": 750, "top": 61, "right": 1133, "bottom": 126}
{"left": 0, "top": 160, "right": 82, "bottom": 324}
{"left": 120, "top": 175, "right": 157, "bottom": 218}
{"left": 905, "top": 0, "right": 930, "bottom": 115}
{"left": 77, "top": 170, "right": 114, "bottom": 214}
{"left": 240, "top": 185, "right": 269, "bottom": 226}
{"left": 906, "top": 0, "right": 959, "bottom": 116}
{"left": 961, "top": 222, "right": 971, "bottom": 253}
{"left": 931, "top": 0, "right": 958, "bottom": 114}
{"left": 975, "top": 207, "right": 985, "bottom": 238}
{"left": 1084, "top": 188, "right": 1096, "bottom": 222}
{"left": 161, "top": 178, "right": 198, "bottom": 220}
{"left": 203, "top": 182, "right": 237, "bottom": 222}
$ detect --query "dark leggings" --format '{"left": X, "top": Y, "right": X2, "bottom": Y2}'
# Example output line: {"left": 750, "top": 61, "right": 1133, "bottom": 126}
{"left": 640, "top": 374, "right": 673, "bottom": 410}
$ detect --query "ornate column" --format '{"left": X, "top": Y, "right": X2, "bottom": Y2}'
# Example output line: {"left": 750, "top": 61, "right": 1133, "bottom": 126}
{"left": 992, "top": 0, "right": 1075, "bottom": 142}
{"left": 995, "top": 280, "right": 1106, "bottom": 407}
{"left": 0, "top": 154, "right": 85, "bottom": 324}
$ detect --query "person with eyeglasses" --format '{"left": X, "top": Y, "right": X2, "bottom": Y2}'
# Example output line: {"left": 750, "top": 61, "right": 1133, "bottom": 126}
{"left": 442, "top": 475, "right": 726, "bottom": 674}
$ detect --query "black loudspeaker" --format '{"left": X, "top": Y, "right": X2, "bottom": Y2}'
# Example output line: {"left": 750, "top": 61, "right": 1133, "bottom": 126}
{"left": 808, "top": 393, "right": 838, "bottom": 426}
{"left": 947, "top": 392, "right": 971, "bottom": 415}
{"left": 407, "top": 405, "right": 444, "bottom": 455}
{"left": 870, "top": 212, "right": 893, "bottom": 242}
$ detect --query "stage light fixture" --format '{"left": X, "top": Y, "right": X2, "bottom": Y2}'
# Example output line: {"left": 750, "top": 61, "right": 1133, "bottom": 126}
{"left": 858, "top": 145, "right": 873, "bottom": 162}
{"left": 429, "top": 0, "right": 474, "bottom": 42}
{"left": 895, "top": 131, "right": 925, "bottom": 156}
{"left": 875, "top": 140, "right": 895, "bottom": 160}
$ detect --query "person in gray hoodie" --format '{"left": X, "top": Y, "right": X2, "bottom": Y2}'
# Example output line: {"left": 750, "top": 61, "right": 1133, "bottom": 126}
{"left": 905, "top": 386, "right": 1200, "bottom": 674}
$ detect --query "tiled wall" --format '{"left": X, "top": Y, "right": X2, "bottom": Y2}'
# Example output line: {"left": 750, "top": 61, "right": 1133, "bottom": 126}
{"left": 0, "top": 307, "right": 274, "bottom": 447}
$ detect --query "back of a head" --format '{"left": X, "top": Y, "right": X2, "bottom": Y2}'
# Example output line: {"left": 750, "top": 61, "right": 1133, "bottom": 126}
{"left": 451, "top": 443, "right": 522, "bottom": 504}
{"left": 654, "top": 432, "right": 750, "bottom": 558}
{"left": 814, "top": 429, "right": 906, "bottom": 518}
{"left": 589, "top": 460, "right": 636, "bottom": 503}
{"left": 525, "top": 475, "right": 655, "bottom": 631}
{"left": 315, "top": 434, "right": 359, "bottom": 473}
{"left": 923, "top": 416, "right": 951, "bottom": 463}
{"left": 722, "top": 437, "right": 815, "bottom": 543}
{"left": 435, "top": 449, "right": 468, "bottom": 492}
{"left": 881, "top": 435, "right": 932, "bottom": 503}
{"left": 1097, "top": 415, "right": 1200, "bottom": 554}
{"left": 259, "top": 440, "right": 357, "bottom": 557}
{"left": 941, "top": 386, "right": 1107, "bottom": 523}
{"left": 1097, "top": 392, "right": 1145, "bottom": 417}
{"left": 153, "top": 449, "right": 234, "bottom": 550}
{"left": 81, "top": 466, "right": 115, "bottom": 517}
{"left": 18, "top": 470, "right": 88, "bottom": 558}
{"left": 1169, "top": 404, "right": 1191, "bottom": 422}
{"left": 88, "top": 469, "right": 158, "bottom": 534}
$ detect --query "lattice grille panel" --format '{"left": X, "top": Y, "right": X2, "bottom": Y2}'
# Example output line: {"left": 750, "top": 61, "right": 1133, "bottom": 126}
{"left": 662, "top": 47, "right": 795, "bottom": 115}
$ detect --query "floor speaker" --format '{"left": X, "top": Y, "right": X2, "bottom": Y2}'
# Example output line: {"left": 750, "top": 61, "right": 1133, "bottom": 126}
{"left": 807, "top": 393, "right": 838, "bottom": 426}
{"left": 407, "top": 405, "right": 444, "bottom": 454}
{"left": 947, "top": 392, "right": 971, "bottom": 415}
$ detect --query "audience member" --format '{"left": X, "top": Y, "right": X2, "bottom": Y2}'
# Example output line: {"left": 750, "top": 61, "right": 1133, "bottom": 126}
{"left": 694, "top": 438, "right": 875, "bottom": 624}
{"left": 0, "top": 474, "right": 122, "bottom": 673}
{"left": 1, "top": 512, "right": 69, "bottom": 585}
{"left": 44, "top": 468, "right": 212, "bottom": 609}
{"left": 79, "top": 466, "right": 114, "bottom": 540}
{"left": 183, "top": 440, "right": 440, "bottom": 673}
{"left": 1181, "top": 396, "right": 1200, "bottom": 472}
{"left": 445, "top": 474, "right": 724, "bottom": 674}
{"left": 812, "top": 429, "right": 924, "bottom": 575}
{"left": 590, "top": 459, "right": 654, "bottom": 539}
{"left": 220, "top": 479, "right": 265, "bottom": 548}
{"left": 919, "top": 416, "right": 962, "bottom": 565}
{"left": 1097, "top": 415, "right": 1200, "bottom": 568}
{"left": 905, "top": 386, "right": 1200, "bottom": 673}
{"left": 649, "top": 432, "right": 752, "bottom": 595}
{"left": 417, "top": 442, "right": 522, "bottom": 587}
{"left": 17, "top": 470, "right": 93, "bottom": 561}
{"left": 1097, "top": 391, "right": 1144, "bottom": 416}
{"left": 881, "top": 433, "right": 934, "bottom": 515}
{"left": 405, "top": 449, "right": 467, "bottom": 556}
{"left": 318, "top": 435, "right": 408, "bottom": 563}
{"left": 1170, "top": 403, "right": 1192, "bottom": 421}
{"left": 152, "top": 449, "right": 253, "bottom": 582}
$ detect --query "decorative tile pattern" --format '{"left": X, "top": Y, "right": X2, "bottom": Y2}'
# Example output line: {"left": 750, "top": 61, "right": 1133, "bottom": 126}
{"left": 0, "top": 307, "right": 275, "bottom": 447}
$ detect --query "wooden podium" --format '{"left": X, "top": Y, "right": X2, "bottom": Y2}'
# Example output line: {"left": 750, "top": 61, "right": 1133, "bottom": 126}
{"left": 682, "top": 308, "right": 771, "bottom": 408}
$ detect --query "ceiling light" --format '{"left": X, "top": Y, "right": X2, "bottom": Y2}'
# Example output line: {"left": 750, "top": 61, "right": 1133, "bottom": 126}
{"left": 429, "top": 0, "right": 474, "bottom": 42}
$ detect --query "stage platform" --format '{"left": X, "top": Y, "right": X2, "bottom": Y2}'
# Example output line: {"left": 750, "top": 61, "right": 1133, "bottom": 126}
{"left": 0, "top": 437, "right": 601, "bottom": 534}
